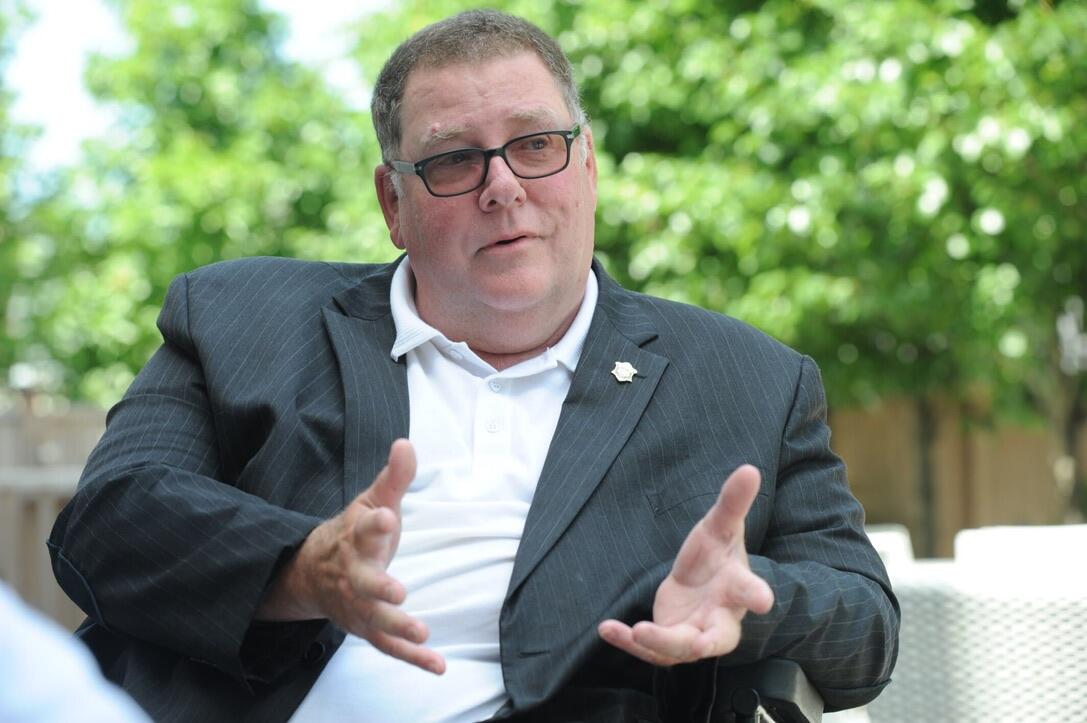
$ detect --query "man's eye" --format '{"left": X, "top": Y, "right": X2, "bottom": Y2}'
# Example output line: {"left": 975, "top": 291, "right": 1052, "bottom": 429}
{"left": 516, "top": 136, "right": 554, "bottom": 152}
{"left": 434, "top": 151, "right": 476, "bottom": 168}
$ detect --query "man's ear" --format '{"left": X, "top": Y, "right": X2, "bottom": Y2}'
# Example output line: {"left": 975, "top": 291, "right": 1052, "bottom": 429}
{"left": 375, "top": 165, "right": 404, "bottom": 249}
{"left": 581, "top": 125, "right": 599, "bottom": 202}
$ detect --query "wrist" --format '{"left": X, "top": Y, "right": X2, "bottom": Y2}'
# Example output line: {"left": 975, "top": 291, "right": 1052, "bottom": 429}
{"left": 255, "top": 535, "right": 321, "bottom": 621}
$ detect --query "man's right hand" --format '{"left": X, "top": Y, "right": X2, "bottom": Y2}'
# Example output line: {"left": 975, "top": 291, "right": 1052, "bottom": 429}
{"left": 255, "top": 438, "right": 445, "bottom": 674}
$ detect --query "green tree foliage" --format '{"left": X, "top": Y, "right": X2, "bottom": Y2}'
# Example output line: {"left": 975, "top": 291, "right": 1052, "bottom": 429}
{"left": 0, "top": 0, "right": 33, "bottom": 382}
{"left": 3, "top": 0, "right": 390, "bottom": 402}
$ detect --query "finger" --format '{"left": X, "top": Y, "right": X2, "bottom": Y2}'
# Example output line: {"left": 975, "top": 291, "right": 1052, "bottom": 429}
{"left": 347, "top": 599, "right": 429, "bottom": 646}
{"left": 597, "top": 620, "right": 682, "bottom": 667}
{"left": 630, "top": 620, "right": 704, "bottom": 661}
{"left": 363, "top": 438, "right": 417, "bottom": 510}
{"left": 720, "top": 567, "right": 774, "bottom": 614}
{"left": 691, "top": 617, "right": 742, "bottom": 658}
{"left": 367, "top": 629, "right": 447, "bottom": 675}
{"left": 668, "top": 522, "right": 718, "bottom": 587}
{"left": 343, "top": 559, "right": 407, "bottom": 606}
{"left": 705, "top": 464, "right": 761, "bottom": 538}
{"left": 351, "top": 507, "right": 399, "bottom": 563}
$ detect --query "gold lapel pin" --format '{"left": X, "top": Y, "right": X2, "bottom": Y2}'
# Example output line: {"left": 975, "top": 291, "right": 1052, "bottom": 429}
{"left": 611, "top": 361, "right": 638, "bottom": 383}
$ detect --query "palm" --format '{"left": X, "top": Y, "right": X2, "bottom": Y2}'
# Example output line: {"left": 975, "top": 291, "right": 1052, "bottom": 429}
{"left": 652, "top": 510, "right": 754, "bottom": 655}
{"left": 598, "top": 464, "right": 773, "bottom": 665}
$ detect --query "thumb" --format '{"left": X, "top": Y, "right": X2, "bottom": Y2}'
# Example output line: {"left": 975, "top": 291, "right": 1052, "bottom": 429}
{"left": 706, "top": 464, "right": 761, "bottom": 539}
{"left": 362, "top": 438, "right": 417, "bottom": 511}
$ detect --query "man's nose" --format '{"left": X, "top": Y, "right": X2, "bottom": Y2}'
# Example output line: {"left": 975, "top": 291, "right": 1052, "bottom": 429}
{"left": 478, "top": 154, "right": 526, "bottom": 211}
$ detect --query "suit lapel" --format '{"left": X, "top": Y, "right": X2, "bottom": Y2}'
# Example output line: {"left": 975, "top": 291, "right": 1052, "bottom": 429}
{"left": 508, "top": 266, "right": 669, "bottom": 596}
{"left": 323, "top": 260, "right": 409, "bottom": 506}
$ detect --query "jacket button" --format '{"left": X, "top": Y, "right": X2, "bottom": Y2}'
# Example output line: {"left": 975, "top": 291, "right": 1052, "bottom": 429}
{"left": 303, "top": 641, "right": 327, "bottom": 667}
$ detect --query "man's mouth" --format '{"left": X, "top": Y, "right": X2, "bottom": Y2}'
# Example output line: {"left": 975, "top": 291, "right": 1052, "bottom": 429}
{"left": 491, "top": 234, "right": 528, "bottom": 247}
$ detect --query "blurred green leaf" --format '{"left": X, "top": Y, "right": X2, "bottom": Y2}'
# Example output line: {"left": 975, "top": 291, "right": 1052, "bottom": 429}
{"left": 2, "top": 0, "right": 394, "bottom": 404}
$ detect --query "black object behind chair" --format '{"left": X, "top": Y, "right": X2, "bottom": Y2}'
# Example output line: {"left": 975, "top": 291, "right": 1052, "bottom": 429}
{"left": 714, "top": 659, "right": 824, "bottom": 723}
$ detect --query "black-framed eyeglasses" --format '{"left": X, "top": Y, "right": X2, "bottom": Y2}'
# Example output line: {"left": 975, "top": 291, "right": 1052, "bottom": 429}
{"left": 387, "top": 125, "right": 582, "bottom": 198}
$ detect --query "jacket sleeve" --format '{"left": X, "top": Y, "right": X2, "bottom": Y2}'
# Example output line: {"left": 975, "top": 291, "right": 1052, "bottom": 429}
{"left": 48, "top": 272, "right": 328, "bottom": 687}
{"left": 658, "top": 356, "right": 900, "bottom": 717}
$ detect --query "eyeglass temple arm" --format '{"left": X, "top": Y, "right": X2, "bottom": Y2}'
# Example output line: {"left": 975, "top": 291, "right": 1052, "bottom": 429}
{"left": 387, "top": 160, "right": 419, "bottom": 175}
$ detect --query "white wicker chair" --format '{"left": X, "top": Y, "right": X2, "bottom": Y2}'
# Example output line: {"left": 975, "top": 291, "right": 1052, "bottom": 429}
{"left": 867, "top": 525, "right": 1087, "bottom": 722}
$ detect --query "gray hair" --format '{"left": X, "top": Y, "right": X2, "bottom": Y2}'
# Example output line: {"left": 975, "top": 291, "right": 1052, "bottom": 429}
{"left": 371, "top": 9, "right": 587, "bottom": 164}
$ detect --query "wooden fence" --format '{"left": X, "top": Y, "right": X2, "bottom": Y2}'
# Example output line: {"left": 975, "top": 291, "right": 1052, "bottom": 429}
{"left": 0, "top": 466, "right": 86, "bottom": 629}
{"left": 0, "top": 404, "right": 105, "bottom": 628}
{"left": 831, "top": 398, "right": 1086, "bottom": 557}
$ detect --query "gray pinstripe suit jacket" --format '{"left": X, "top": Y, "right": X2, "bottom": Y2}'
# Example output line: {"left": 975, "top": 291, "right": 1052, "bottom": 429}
{"left": 49, "top": 256, "right": 898, "bottom": 722}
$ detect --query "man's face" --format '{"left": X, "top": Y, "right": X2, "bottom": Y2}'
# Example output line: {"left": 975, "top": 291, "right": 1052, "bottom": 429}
{"left": 375, "top": 52, "right": 597, "bottom": 340}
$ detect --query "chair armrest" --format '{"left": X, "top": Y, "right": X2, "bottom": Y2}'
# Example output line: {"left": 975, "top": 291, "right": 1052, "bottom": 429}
{"left": 713, "top": 658, "right": 824, "bottom": 723}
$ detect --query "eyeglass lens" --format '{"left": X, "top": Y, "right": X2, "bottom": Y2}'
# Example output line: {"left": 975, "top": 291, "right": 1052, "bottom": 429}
{"left": 425, "top": 132, "right": 570, "bottom": 195}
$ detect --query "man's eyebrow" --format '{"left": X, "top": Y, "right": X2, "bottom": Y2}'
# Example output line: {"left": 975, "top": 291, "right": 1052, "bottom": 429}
{"left": 509, "top": 107, "right": 564, "bottom": 125}
{"left": 417, "top": 124, "right": 470, "bottom": 153}
{"left": 414, "top": 108, "right": 568, "bottom": 153}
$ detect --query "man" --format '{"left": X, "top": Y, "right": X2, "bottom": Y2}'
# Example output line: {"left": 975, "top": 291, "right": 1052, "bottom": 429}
{"left": 49, "top": 10, "right": 898, "bottom": 722}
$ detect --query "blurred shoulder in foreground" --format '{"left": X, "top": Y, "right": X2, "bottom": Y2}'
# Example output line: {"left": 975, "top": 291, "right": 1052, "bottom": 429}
{"left": 0, "top": 581, "right": 151, "bottom": 723}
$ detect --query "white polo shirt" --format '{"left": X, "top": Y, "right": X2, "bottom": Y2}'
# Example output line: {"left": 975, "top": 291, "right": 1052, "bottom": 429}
{"left": 290, "top": 258, "right": 597, "bottom": 723}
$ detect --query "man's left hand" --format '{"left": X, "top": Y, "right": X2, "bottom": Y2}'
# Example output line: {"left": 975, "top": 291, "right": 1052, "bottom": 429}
{"left": 598, "top": 464, "right": 774, "bottom": 666}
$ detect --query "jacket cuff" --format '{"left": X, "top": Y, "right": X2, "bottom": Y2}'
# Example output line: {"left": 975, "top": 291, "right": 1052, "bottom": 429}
{"left": 237, "top": 619, "right": 338, "bottom": 684}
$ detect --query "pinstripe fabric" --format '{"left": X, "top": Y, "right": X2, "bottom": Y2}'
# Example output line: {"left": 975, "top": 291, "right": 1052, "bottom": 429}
{"left": 49, "top": 256, "right": 898, "bottom": 723}
{"left": 496, "top": 270, "right": 898, "bottom": 721}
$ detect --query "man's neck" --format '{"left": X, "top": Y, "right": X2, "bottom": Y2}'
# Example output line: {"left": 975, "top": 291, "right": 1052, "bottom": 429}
{"left": 467, "top": 303, "right": 581, "bottom": 370}
{"left": 406, "top": 265, "right": 592, "bottom": 372}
